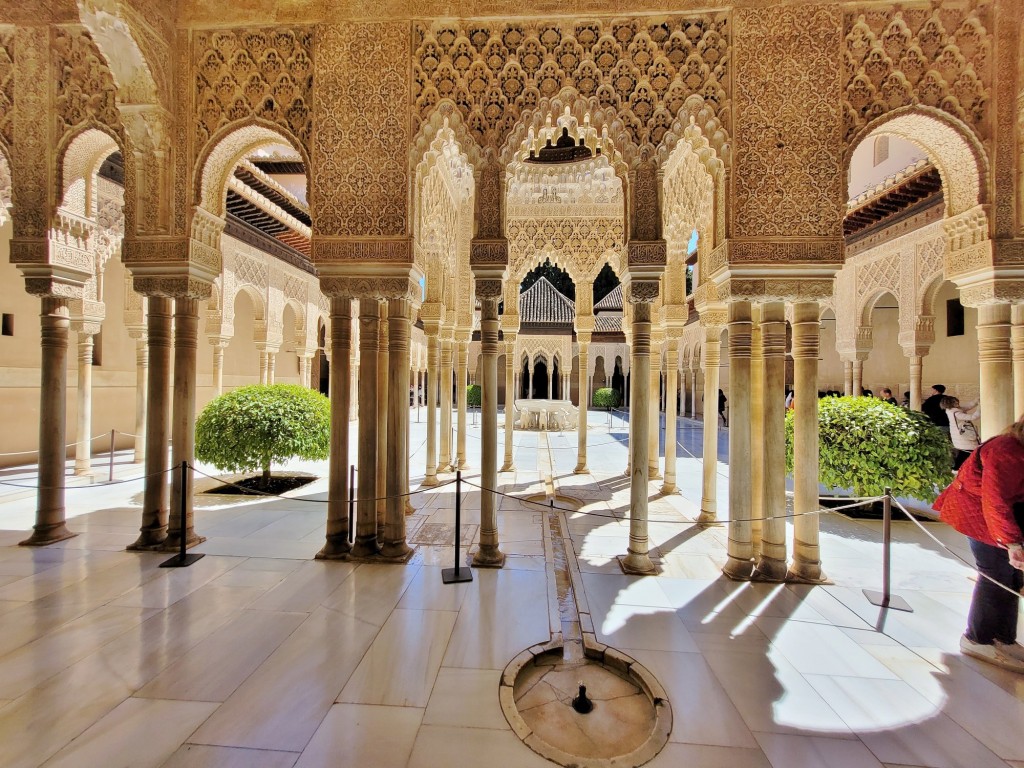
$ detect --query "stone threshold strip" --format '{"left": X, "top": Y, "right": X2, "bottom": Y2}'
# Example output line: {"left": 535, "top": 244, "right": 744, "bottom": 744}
{"left": 497, "top": 431, "right": 672, "bottom": 768}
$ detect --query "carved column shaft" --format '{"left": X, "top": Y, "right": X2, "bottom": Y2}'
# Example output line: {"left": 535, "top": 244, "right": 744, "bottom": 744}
{"left": 622, "top": 298, "right": 656, "bottom": 574}
{"left": 376, "top": 303, "right": 389, "bottom": 535}
{"left": 977, "top": 303, "right": 1014, "bottom": 439}
{"left": 699, "top": 326, "right": 722, "bottom": 523}
{"left": 909, "top": 355, "right": 924, "bottom": 411}
{"left": 852, "top": 359, "right": 863, "bottom": 397}
{"left": 267, "top": 352, "right": 276, "bottom": 385}
{"left": 298, "top": 355, "right": 310, "bottom": 391}
{"left": 790, "top": 302, "right": 822, "bottom": 581}
{"left": 259, "top": 350, "right": 269, "bottom": 385}
{"left": 131, "top": 297, "right": 171, "bottom": 550}
{"left": 473, "top": 290, "right": 504, "bottom": 567}
{"left": 758, "top": 303, "right": 788, "bottom": 580}
{"left": 648, "top": 347, "right": 662, "bottom": 479}
{"left": 23, "top": 298, "right": 75, "bottom": 546}
{"left": 439, "top": 335, "right": 453, "bottom": 470}
{"left": 502, "top": 339, "right": 516, "bottom": 472}
{"left": 456, "top": 337, "right": 468, "bottom": 469}
{"left": 74, "top": 332, "right": 95, "bottom": 476}
{"left": 749, "top": 311, "right": 764, "bottom": 548}
{"left": 842, "top": 360, "right": 853, "bottom": 397}
{"left": 724, "top": 301, "right": 754, "bottom": 580}
{"left": 662, "top": 342, "right": 678, "bottom": 493}
{"left": 423, "top": 327, "right": 440, "bottom": 487}
{"left": 212, "top": 343, "right": 225, "bottom": 397}
{"left": 353, "top": 299, "right": 380, "bottom": 557}
{"left": 167, "top": 298, "right": 204, "bottom": 550}
{"left": 318, "top": 297, "right": 352, "bottom": 559}
{"left": 382, "top": 297, "right": 413, "bottom": 561}
{"left": 576, "top": 339, "right": 590, "bottom": 473}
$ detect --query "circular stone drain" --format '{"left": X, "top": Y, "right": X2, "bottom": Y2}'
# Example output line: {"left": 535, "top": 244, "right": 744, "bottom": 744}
{"left": 500, "top": 646, "right": 671, "bottom": 768}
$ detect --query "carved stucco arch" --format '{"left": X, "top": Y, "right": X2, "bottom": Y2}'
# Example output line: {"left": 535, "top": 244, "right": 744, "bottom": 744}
{"left": 77, "top": 0, "right": 162, "bottom": 106}
{"left": 279, "top": 297, "right": 308, "bottom": 347}
{"left": 56, "top": 125, "right": 122, "bottom": 219}
{"left": 226, "top": 282, "right": 269, "bottom": 344}
{"left": 919, "top": 272, "right": 947, "bottom": 319}
{"left": 847, "top": 106, "right": 988, "bottom": 219}
{"left": 857, "top": 288, "right": 899, "bottom": 330}
{"left": 411, "top": 103, "right": 484, "bottom": 185}
{"left": 194, "top": 119, "right": 311, "bottom": 220}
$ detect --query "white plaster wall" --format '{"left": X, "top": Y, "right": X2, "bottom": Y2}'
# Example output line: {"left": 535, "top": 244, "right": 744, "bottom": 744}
{"left": 848, "top": 135, "right": 928, "bottom": 199}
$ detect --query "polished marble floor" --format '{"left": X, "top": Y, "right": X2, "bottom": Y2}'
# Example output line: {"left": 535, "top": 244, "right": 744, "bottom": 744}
{"left": 0, "top": 410, "right": 1022, "bottom": 768}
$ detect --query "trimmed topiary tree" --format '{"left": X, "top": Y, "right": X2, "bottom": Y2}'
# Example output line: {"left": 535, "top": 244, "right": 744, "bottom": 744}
{"left": 467, "top": 384, "right": 481, "bottom": 408}
{"left": 785, "top": 395, "right": 953, "bottom": 502}
{"left": 195, "top": 384, "right": 331, "bottom": 490}
{"left": 592, "top": 387, "right": 621, "bottom": 411}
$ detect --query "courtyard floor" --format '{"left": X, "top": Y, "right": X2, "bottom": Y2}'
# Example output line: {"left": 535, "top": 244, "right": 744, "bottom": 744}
{"left": 0, "top": 409, "right": 1022, "bottom": 768}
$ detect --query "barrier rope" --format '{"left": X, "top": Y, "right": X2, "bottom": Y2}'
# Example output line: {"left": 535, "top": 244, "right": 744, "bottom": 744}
{"left": 0, "top": 465, "right": 176, "bottom": 491}
{"left": 0, "top": 431, "right": 123, "bottom": 458}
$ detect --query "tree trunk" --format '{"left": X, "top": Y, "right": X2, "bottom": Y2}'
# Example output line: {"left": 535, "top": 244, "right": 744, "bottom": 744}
{"left": 260, "top": 466, "right": 271, "bottom": 491}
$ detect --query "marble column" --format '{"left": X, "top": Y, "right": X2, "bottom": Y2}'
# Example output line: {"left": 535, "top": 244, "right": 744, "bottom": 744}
{"left": 1013, "top": 304, "right": 1024, "bottom": 419}
{"left": 298, "top": 355, "right": 311, "bottom": 390}
{"left": 439, "top": 333, "right": 454, "bottom": 471}
{"left": 621, "top": 292, "right": 656, "bottom": 574}
{"left": 317, "top": 297, "right": 352, "bottom": 559}
{"left": 382, "top": 296, "right": 414, "bottom": 561}
{"left": 648, "top": 342, "right": 662, "bottom": 479}
{"left": 909, "top": 354, "right": 924, "bottom": 411}
{"left": 662, "top": 339, "right": 679, "bottom": 493}
{"left": 790, "top": 301, "right": 823, "bottom": 582}
{"left": 757, "top": 302, "right": 788, "bottom": 580}
{"left": 422, "top": 325, "right": 440, "bottom": 487}
{"left": 22, "top": 298, "right": 76, "bottom": 546}
{"left": 723, "top": 301, "right": 754, "bottom": 580}
{"left": 266, "top": 351, "right": 276, "bottom": 385}
{"left": 166, "top": 297, "right": 204, "bottom": 551}
{"left": 473, "top": 286, "right": 505, "bottom": 567}
{"left": 546, "top": 365, "right": 552, "bottom": 399}
{"left": 502, "top": 337, "right": 516, "bottom": 472}
{"left": 211, "top": 340, "right": 226, "bottom": 397}
{"left": 852, "top": 358, "right": 863, "bottom": 396}
{"left": 259, "top": 349, "right": 269, "bottom": 385}
{"left": 842, "top": 360, "right": 853, "bottom": 397}
{"left": 353, "top": 299, "right": 380, "bottom": 558}
{"left": 749, "top": 312, "right": 764, "bottom": 549}
{"left": 133, "top": 334, "right": 148, "bottom": 463}
{"left": 129, "top": 296, "right": 171, "bottom": 550}
{"left": 690, "top": 368, "right": 698, "bottom": 420}
{"left": 376, "top": 303, "right": 389, "bottom": 536}
{"left": 74, "top": 330, "right": 95, "bottom": 476}
{"left": 575, "top": 336, "right": 590, "bottom": 473}
{"left": 678, "top": 364, "right": 687, "bottom": 419}
{"left": 456, "top": 333, "right": 469, "bottom": 469}
{"left": 526, "top": 364, "right": 533, "bottom": 399}
{"left": 977, "top": 303, "right": 1014, "bottom": 439}
{"left": 698, "top": 324, "right": 722, "bottom": 523}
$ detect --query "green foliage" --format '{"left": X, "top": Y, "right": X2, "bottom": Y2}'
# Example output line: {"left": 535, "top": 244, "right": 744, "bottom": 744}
{"left": 592, "top": 387, "right": 621, "bottom": 410}
{"left": 785, "top": 396, "right": 953, "bottom": 502}
{"left": 195, "top": 384, "right": 331, "bottom": 487}
{"left": 467, "top": 384, "right": 481, "bottom": 407}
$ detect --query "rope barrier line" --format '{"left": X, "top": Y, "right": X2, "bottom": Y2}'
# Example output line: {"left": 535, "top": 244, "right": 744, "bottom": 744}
{"left": 0, "top": 431, "right": 127, "bottom": 458}
{"left": 891, "top": 498, "right": 1024, "bottom": 601}
{"left": 189, "top": 465, "right": 458, "bottom": 504}
{"left": 0, "top": 465, "right": 176, "bottom": 491}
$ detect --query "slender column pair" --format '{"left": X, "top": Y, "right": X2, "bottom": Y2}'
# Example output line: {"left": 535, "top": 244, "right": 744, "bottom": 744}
{"left": 422, "top": 323, "right": 441, "bottom": 487}
{"left": 661, "top": 339, "right": 678, "bottom": 493}
{"left": 842, "top": 360, "right": 853, "bottom": 397}
{"left": 211, "top": 339, "right": 228, "bottom": 396}
{"left": 318, "top": 297, "right": 353, "bottom": 559}
{"left": 439, "top": 333, "right": 454, "bottom": 471}
{"left": 381, "top": 297, "right": 414, "bottom": 560}
{"left": 648, "top": 343, "right": 662, "bottom": 480}
{"left": 376, "top": 303, "right": 389, "bottom": 538}
{"left": 73, "top": 329, "right": 97, "bottom": 476}
{"left": 455, "top": 332, "right": 469, "bottom": 470}
{"left": 698, "top": 323, "right": 722, "bottom": 524}
{"left": 353, "top": 299, "right": 381, "bottom": 558}
{"left": 723, "top": 301, "right": 754, "bottom": 580}
{"left": 575, "top": 336, "right": 590, "bottom": 473}
{"left": 133, "top": 332, "right": 148, "bottom": 463}
{"left": 502, "top": 336, "right": 517, "bottom": 472}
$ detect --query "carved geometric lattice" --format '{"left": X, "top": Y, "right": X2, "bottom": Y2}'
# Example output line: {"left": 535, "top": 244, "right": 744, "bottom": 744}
{"left": 193, "top": 28, "right": 313, "bottom": 157}
{"left": 507, "top": 216, "right": 625, "bottom": 283}
{"left": 0, "top": 31, "right": 12, "bottom": 149}
{"left": 858, "top": 251, "right": 900, "bottom": 304}
{"left": 843, "top": 4, "right": 992, "bottom": 143}
{"left": 283, "top": 273, "right": 307, "bottom": 304}
{"left": 412, "top": 16, "right": 730, "bottom": 156}
{"left": 917, "top": 234, "right": 945, "bottom": 286}
{"left": 235, "top": 254, "right": 268, "bottom": 290}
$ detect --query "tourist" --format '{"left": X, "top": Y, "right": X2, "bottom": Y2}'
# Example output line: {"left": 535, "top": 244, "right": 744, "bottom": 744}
{"left": 901, "top": 391, "right": 911, "bottom": 408}
{"left": 862, "top": 388, "right": 873, "bottom": 398}
{"left": 934, "top": 414, "right": 1024, "bottom": 673}
{"left": 941, "top": 395, "right": 980, "bottom": 469}
{"left": 922, "top": 384, "right": 948, "bottom": 431}
{"left": 881, "top": 387, "right": 898, "bottom": 406}
{"left": 718, "top": 389, "right": 728, "bottom": 427}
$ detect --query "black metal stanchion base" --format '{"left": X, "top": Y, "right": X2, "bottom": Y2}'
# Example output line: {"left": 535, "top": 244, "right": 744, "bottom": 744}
{"left": 442, "top": 565, "right": 474, "bottom": 584}
{"left": 160, "top": 552, "right": 205, "bottom": 568}
{"left": 862, "top": 588, "right": 913, "bottom": 612}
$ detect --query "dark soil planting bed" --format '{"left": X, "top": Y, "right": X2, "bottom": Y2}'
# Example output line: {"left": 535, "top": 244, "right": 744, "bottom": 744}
{"left": 203, "top": 475, "right": 317, "bottom": 496}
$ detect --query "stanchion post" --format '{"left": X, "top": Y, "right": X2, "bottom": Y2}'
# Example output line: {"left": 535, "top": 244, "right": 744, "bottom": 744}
{"left": 442, "top": 470, "right": 472, "bottom": 584}
{"left": 349, "top": 464, "right": 356, "bottom": 544}
{"left": 108, "top": 429, "right": 115, "bottom": 482}
{"left": 160, "top": 461, "right": 205, "bottom": 568}
{"left": 863, "top": 487, "right": 912, "bottom": 611}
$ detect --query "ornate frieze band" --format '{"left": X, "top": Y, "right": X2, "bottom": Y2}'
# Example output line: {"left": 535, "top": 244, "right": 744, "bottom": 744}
{"left": 312, "top": 238, "right": 414, "bottom": 264}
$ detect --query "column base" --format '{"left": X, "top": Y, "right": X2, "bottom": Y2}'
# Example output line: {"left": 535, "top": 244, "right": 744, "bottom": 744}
{"left": 126, "top": 525, "right": 168, "bottom": 551}
{"left": 20, "top": 522, "right": 77, "bottom": 547}
{"left": 73, "top": 466, "right": 94, "bottom": 479}
{"left": 787, "top": 558, "right": 827, "bottom": 584}
{"left": 660, "top": 482, "right": 677, "bottom": 494}
{"left": 351, "top": 536, "right": 380, "bottom": 559}
{"left": 752, "top": 555, "right": 788, "bottom": 582}
{"left": 471, "top": 546, "right": 506, "bottom": 568}
{"left": 405, "top": 500, "right": 415, "bottom": 516}
{"left": 573, "top": 465, "right": 589, "bottom": 474}
{"left": 421, "top": 475, "right": 440, "bottom": 488}
{"left": 649, "top": 468, "right": 662, "bottom": 480}
{"left": 500, "top": 463, "right": 516, "bottom": 473}
{"left": 697, "top": 508, "right": 718, "bottom": 525}
{"left": 618, "top": 552, "right": 660, "bottom": 576}
{"left": 315, "top": 535, "right": 352, "bottom": 560}
{"left": 722, "top": 555, "right": 755, "bottom": 581}
{"left": 379, "top": 541, "right": 415, "bottom": 562}
{"left": 160, "top": 531, "right": 206, "bottom": 552}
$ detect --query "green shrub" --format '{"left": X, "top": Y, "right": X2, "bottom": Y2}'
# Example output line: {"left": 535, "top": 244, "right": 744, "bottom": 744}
{"left": 785, "top": 395, "right": 952, "bottom": 502}
{"left": 195, "top": 384, "right": 331, "bottom": 489}
{"left": 592, "top": 387, "right": 621, "bottom": 410}
{"left": 467, "top": 384, "right": 481, "bottom": 408}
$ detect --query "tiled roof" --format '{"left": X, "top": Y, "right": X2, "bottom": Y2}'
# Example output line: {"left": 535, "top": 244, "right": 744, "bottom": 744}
{"left": 519, "top": 277, "right": 575, "bottom": 324}
{"left": 595, "top": 315, "right": 621, "bottom": 332}
{"left": 594, "top": 284, "right": 622, "bottom": 312}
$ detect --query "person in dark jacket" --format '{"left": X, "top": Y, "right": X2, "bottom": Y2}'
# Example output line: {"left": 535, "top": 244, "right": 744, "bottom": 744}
{"left": 921, "top": 384, "right": 948, "bottom": 432}
{"left": 934, "top": 414, "right": 1024, "bottom": 672}
{"left": 718, "top": 389, "right": 728, "bottom": 427}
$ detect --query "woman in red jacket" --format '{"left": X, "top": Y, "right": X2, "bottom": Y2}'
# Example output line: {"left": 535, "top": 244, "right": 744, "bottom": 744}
{"left": 934, "top": 415, "right": 1024, "bottom": 672}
